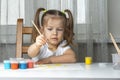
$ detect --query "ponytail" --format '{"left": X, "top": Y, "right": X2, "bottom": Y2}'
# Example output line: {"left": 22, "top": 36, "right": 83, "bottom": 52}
{"left": 64, "top": 9, "right": 74, "bottom": 46}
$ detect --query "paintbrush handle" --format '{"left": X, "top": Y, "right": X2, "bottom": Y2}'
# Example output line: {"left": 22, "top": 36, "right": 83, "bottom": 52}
{"left": 32, "top": 21, "right": 41, "bottom": 35}
{"left": 109, "top": 33, "right": 120, "bottom": 54}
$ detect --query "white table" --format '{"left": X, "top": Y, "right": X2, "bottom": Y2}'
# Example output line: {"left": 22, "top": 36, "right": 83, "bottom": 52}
{"left": 0, "top": 63, "right": 120, "bottom": 80}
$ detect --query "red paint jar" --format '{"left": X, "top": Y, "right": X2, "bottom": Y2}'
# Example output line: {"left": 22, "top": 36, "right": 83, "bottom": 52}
{"left": 27, "top": 60, "right": 34, "bottom": 68}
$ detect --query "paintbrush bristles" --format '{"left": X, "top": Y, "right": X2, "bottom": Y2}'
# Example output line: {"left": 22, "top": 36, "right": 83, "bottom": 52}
{"left": 32, "top": 21, "right": 41, "bottom": 35}
{"left": 109, "top": 33, "right": 120, "bottom": 54}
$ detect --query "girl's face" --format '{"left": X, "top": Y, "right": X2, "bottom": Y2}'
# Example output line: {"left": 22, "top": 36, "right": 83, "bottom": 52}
{"left": 43, "top": 18, "right": 65, "bottom": 46}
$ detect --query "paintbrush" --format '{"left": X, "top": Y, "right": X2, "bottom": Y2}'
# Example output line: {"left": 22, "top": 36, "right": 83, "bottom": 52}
{"left": 32, "top": 20, "right": 41, "bottom": 35}
{"left": 32, "top": 20, "right": 48, "bottom": 46}
{"left": 109, "top": 33, "right": 120, "bottom": 54}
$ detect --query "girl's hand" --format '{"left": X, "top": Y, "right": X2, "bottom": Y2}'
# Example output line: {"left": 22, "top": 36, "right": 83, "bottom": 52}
{"left": 35, "top": 35, "right": 46, "bottom": 47}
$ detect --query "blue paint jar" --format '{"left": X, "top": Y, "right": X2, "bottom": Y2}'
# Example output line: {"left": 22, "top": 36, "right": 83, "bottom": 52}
{"left": 19, "top": 61, "right": 27, "bottom": 69}
{"left": 3, "top": 60, "right": 11, "bottom": 69}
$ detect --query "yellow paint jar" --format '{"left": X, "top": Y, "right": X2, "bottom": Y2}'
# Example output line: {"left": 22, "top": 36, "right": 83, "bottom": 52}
{"left": 85, "top": 57, "right": 92, "bottom": 65}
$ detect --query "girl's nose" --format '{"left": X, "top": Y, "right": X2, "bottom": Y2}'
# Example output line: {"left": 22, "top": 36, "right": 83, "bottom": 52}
{"left": 53, "top": 30, "right": 57, "bottom": 35}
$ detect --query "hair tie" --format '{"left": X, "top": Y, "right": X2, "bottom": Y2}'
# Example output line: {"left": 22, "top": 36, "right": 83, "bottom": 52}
{"left": 43, "top": 10, "right": 47, "bottom": 13}
{"left": 61, "top": 10, "right": 65, "bottom": 14}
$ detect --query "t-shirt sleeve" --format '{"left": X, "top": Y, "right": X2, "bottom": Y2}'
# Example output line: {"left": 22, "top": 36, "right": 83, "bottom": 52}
{"left": 55, "top": 45, "right": 71, "bottom": 56}
{"left": 59, "top": 40, "right": 71, "bottom": 55}
{"left": 62, "top": 46, "right": 71, "bottom": 54}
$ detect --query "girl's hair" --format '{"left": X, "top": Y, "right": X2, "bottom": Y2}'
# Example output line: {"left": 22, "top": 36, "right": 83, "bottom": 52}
{"left": 32, "top": 8, "right": 74, "bottom": 46}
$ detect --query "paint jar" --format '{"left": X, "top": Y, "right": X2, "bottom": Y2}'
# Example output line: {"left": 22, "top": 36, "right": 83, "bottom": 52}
{"left": 19, "top": 60, "right": 27, "bottom": 69}
{"left": 112, "top": 53, "right": 120, "bottom": 70}
{"left": 27, "top": 60, "right": 34, "bottom": 68}
{"left": 85, "top": 57, "right": 92, "bottom": 65}
{"left": 3, "top": 60, "right": 11, "bottom": 69}
{"left": 11, "top": 60, "right": 19, "bottom": 70}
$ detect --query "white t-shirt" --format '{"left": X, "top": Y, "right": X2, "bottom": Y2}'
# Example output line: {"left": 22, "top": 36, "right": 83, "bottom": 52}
{"left": 32, "top": 40, "right": 70, "bottom": 62}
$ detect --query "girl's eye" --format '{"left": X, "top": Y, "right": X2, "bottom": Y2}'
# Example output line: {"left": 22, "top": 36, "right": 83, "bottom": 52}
{"left": 47, "top": 28, "right": 52, "bottom": 31}
{"left": 57, "top": 28, "right": 64, "bottom": 31}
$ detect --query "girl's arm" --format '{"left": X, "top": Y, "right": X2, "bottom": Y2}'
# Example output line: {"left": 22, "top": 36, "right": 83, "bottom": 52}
{"left": 35, "top": 48, "right": 77, "bottom": 64}
{"left": 28, "top": 43, "right": 42, "bottom": 57}
{"left": 28, "top": 35, "right": 46, "bottom": 57}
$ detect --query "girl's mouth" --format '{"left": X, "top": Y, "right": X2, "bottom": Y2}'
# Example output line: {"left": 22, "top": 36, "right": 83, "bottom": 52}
{"left": 51, "top": 38, "right": 58, "bottom": 40}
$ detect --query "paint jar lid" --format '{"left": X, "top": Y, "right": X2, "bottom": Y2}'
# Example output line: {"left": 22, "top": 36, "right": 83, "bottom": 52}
{"left": 19, "top": 60, "right": 26, "bottom": 63}
{"left": 10, "top": 60, "right": 18, "bottom": 63}
{"left": 27, "top": 59, "right": 34, "bottom": 62}
{"left": 27, "top": 59, "right": 34, "bottom": 63}
{"left": 3, "top": 60, "right": 10, "bottom": 63}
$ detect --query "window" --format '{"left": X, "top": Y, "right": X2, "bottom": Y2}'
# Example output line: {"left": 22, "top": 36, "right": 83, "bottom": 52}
{"left": 0, "top": 0, "right": 24, "bottom": 25}
{"left": 77, "top": 0, "right": 86, "bottom": 24}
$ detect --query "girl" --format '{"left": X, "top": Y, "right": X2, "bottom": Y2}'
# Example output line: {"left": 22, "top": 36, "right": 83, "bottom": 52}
{"left": 28, "top": 8, "right": 76, "bottom": 64}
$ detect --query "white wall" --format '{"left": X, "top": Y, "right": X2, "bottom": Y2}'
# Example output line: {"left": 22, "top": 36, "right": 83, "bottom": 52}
{"left": 108, "top": 0, "right": 120, "bottom": 42}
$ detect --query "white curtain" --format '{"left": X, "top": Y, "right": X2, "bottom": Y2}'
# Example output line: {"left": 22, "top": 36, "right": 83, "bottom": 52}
{"left": 77, "top": 0, "right": 108, "bottom": 62}
{"left": 86, "top": 0, "right": 108, "bottom": 62}
{"left": 0, "top": 0, "right": 109, "bottom": 62}
{"left": 0, "top": 0, "right": 24, "bottom": 61}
